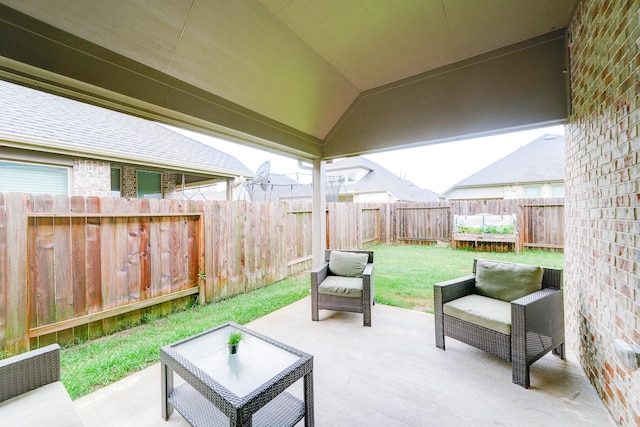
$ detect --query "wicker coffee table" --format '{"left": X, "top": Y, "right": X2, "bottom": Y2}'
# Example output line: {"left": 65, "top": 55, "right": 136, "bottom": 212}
{"left": 161, "top": 322, "right": 314, "bottom": 427}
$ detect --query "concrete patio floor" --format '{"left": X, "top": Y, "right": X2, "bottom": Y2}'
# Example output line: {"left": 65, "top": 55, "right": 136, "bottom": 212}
{"left": 75, "top": 297, "right": 614, "bottom": 426}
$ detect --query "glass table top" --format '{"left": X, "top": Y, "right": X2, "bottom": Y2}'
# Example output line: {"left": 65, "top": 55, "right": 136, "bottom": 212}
{"left": 172, "top": 325, "right": 300, "bottom": 398}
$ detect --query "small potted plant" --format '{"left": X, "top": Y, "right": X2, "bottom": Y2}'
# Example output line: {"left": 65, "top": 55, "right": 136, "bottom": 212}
{"left": 228, "top": 330, "right": 243, "bottom": 354}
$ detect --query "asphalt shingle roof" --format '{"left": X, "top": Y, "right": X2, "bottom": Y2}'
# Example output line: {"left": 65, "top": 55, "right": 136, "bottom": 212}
{"left": 0, "top": 80, "right": 253, "bottom": 177}
{"left": 242, "top": 156, "right": 440, "bottom": 202}
{"left": 448, "top": 134, "right": 565, "bottom": 190}
{"left": 329, "top": 156, "right": 441, "bottom": 202}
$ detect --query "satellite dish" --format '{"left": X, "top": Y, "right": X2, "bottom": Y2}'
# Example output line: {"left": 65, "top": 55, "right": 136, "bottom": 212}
{"left": 255, "top": 161, "right": 270, "bottom": 179}
{"left": 247, "top": 161, "right": 271, "bottom": 193}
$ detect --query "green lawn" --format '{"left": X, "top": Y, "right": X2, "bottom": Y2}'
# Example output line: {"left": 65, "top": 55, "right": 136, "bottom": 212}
{"left": 61, "top": 276, "right": 310, "bottom": 399}
{"left": 60, "top": 245, "right": 563, "bottom": 399}
{"left": 371, "top": 245, "right": 564, "bottom": 312}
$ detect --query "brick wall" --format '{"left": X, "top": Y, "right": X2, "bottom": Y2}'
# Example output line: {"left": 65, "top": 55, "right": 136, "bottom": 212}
{"left": 121, "top": 166, "right": 137, "bottom": 198}
{"left": 504, "top": 185, "right": 525, "bottom": 199}
{"left": 73, "top": 160, "right": 180, "bottom": 199}
{"left": 72, "top": 159, "right": 110, "bottom": 196}
{"left": 540, "top": 184, "right": 553, "bottom": 198}
{"left": 162, "top": 172, "right": 176, "bottom": 198}
{"left": 566, "top": 1, "right": 640, "bottom": 425}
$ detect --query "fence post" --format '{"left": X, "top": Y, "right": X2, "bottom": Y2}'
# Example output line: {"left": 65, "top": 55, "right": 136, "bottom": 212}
{"left": 5, "top": 193, "right": 30, "bottom": 353}
{"left": 517, "top": 200, "right": 524, "bottom": 253}
{"left": 0, "top": 194, "right": 5, "bottom": 351}
{"left": 197, "top": 201, "right": 206, "bottom": 305}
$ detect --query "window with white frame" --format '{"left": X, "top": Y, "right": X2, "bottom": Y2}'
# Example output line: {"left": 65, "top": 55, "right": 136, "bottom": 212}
{"left": 0, "top": 160, "right": 69, "bottom": 195}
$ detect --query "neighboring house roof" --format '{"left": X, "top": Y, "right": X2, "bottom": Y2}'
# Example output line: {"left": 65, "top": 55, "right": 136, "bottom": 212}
{"left": 445, "top": 134, "right": 565, "bottom": 193}
{"left": 328, "top": 156, "right": 441, "bottom": 202}
{"left": 241, "top": 156, "right": 440, "bottom": 202}
{"left": 0, "top": 80, "right": 253, "bottom": 180}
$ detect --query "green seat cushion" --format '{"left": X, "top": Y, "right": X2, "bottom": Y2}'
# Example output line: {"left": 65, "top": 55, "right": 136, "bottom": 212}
{"left": 443, "top": 294, "right": 512, "bottom": 335}
{"left": 475, "top": 259, "right": 543, "bottom": 302}
{"left": 328, "top": 251, "right": 369, "bottom": 278}
{"left": 318, "top": 276, "right": 363, "bottom": 297}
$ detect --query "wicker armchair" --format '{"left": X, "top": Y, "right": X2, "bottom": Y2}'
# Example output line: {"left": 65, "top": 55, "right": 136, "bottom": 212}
{"left": 0, "top": 344, "right": 85, "bottom": 425}
{"left": 311, "top": 250, "right": 374, "bottom": 327}
{"left": 434, "top": 259, "right": 564, "bottom": 388}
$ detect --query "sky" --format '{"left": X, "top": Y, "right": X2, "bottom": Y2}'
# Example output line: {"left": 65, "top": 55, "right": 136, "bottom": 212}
{"left": 169, "top": 124, "right": 565, "bottom": 194}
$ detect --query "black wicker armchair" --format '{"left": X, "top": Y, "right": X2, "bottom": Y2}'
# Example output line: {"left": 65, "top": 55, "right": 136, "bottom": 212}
{"left": 434, "top": 259, "right": 564, "bottom": 388}
{"left": 311, "top": 250, "right": 374, "bottom": 327}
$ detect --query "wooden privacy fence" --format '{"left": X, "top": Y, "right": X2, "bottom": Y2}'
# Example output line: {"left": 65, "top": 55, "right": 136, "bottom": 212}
{"left": 0, "top": 194, "right": 301, "bottom": 353}
{"left": 520, "top": 200, "right": 565, "bottom": 250}
{"left": 393, "top": 204, "right": 451, "bottom": 244}
{"left": 285, "top": 201, "right": 314, "bottom": 276}
{"left": 327, "top": 202, "right": 381, "bottom": 249}
{"left": 1, "top": 194, "right": 206, "bottom": 354}
{"left": 448, "top": 198, "right": 564, "bottom": 252}
{"left": 0, "top": 194, "right": 563, "bottom": 353}
{"left": 372, "top": 198, "right": 564, "bottom": 251}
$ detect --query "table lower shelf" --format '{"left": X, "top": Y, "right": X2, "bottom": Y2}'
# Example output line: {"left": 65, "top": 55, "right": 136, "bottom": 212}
{"left": 169, "top": 383, "right": 305, "bottom": 427}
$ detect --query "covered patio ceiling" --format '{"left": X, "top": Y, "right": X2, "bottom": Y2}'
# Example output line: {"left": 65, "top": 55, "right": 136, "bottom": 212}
{"left": 0, "top": 1, "right": 575, "bottom": 162}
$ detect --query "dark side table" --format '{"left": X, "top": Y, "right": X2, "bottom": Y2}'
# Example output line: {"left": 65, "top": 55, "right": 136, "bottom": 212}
{"left": 161, "top": 322, "right": 313, "bottom": 427}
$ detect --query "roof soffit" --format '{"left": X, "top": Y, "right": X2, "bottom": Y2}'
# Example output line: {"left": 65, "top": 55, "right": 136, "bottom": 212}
{"left": 0, "top": 0, "right": 359, "bottom": 139}
{"left": 0, "top": 0, "right": 578, "bottom": 158}
{"left": 260, "top": 0, "right": 576, "bottom": 90}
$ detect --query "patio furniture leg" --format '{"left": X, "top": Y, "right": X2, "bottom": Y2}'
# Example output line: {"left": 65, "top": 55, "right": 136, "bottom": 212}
{"left": 363, "top": 304, "right": 371, "bottom": 327}
{"left": 311, "top": 292, "right": 319, "bottom": 321}
{"left": 435, "top": 326, "right": 445, "bottom": 350}
{"left": 310, "top": 267, "right": 320, "bottom": 322}
{"left": 512, "top": 358, "right": 530, "bottom": 389}
{"left": 161, "top": 362, "right": 174, "bottom": 420}
{"left": 552, "top": 342, "right": 565, "bottom": 360}
{"left": 434, "top": 292, "right": 445, "bottom": 350}
{"left": 304, "top": 371, "right": 314, "bottom": 427}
